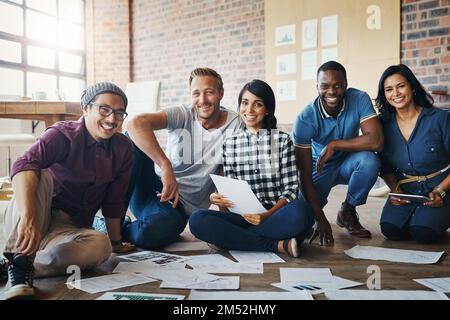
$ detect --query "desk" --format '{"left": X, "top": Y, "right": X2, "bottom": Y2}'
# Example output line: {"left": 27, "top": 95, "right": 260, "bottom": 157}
{"left": 0, "top": 100, "right": 82, "bottom": 127}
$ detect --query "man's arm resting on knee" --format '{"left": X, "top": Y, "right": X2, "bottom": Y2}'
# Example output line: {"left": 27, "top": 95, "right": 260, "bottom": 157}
{"left": 11, "top": 170, "right": 42, "bottom": 256}
{"left": 326, "top": 117, "right": 384, "bottom": 153}
{"left": 127, "top": 112, "right": 179, "bottom": 207}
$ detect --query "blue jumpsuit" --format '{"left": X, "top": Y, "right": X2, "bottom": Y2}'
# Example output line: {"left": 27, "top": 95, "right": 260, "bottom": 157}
{"left": 379, "top": 107, "right": 450, "bottom": 243}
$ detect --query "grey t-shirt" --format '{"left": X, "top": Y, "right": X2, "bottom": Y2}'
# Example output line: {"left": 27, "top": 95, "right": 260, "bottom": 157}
{"left": 155, "top": 104, "right": 243, "bottom": 215}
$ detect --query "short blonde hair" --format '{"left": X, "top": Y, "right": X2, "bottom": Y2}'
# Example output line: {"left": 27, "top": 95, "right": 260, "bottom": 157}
{"left": 189, "top": 67, "right": 223, "bottom": 91}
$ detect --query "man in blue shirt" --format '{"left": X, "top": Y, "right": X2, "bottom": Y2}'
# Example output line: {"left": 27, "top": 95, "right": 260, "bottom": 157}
{"left": 293, "top": 61, "right": 384, "bottom": 245}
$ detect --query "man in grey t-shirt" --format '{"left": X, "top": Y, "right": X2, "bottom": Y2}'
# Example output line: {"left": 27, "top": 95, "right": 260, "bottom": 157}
{"left": 124, "top": 67, "right": 242, "bottom": 249}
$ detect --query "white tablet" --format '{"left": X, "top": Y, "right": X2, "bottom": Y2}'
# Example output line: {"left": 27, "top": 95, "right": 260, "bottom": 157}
{"left": 388, "top": 193, "right": 431, "bottom": 203}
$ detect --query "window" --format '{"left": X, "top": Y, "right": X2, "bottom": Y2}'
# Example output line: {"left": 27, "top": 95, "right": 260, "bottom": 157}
{"left": 0, "top": 0, "right": 86, "bottom": 100}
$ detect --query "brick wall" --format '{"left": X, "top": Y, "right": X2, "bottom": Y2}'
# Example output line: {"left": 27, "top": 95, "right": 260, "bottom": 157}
{"left": 86, "top": 0, "right": 131, "bottom": 90}
{"left": 131, "top": 0, "right": 265, "bottom": 110}
{"left": 87, "top": 0, "right": 449, "bottom": 116}
{"left": 401, "top": 0, "right": 450, "bottom": 108}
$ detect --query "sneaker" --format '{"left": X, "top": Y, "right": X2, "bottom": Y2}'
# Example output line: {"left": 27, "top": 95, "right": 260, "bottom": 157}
{"left": 92, "top": 215, "right": 107, "bottom": 234}
{"left": 3, "top": 254, "right": 35, "bottom": 300}
{"left": 0, "top": 256, "right": 7, "bottom": 283}
{"left": 280, "top": 238, "right": 299, "bottom": 258}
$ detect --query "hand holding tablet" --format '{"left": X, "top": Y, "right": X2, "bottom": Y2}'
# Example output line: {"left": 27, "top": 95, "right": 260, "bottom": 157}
{"left": 388, "top": 193, "right": 431, "bottom": 203}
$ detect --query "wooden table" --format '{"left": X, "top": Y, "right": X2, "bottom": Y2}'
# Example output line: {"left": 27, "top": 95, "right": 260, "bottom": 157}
{"left": 0, "top": 100, "right": 82, "bottom": 127}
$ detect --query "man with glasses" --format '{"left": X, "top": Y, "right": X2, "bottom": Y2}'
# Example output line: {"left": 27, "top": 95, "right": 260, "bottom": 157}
{"left": 1, "top": 82, "right": 135, "bottom": 300}
{"left": 293, "top": 61, "right": 384, "bottom": 246}
{"left": 124, "top": 67, "right": 243, "bottom": 249}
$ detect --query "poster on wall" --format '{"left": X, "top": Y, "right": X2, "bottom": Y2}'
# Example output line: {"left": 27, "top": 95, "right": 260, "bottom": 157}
{"left": 276, "top": 80, "right": 297, "bottom": 101}
{"left": 275, "top": 25, "right": 296, "bottom": 46}
{"left": 302, "top": 19, "right": 318, "bottom": 49}
{"left": 301, "top": 51, "right": 317, "bottom": 80}
{"left": 321, "top": 15, "right": 338, "bottom": 46}
{"left": 321, "top": 47, "right": 338, "bottom": 63}
{"left": 276, "top": 53, "right": 297, "bottom": 75}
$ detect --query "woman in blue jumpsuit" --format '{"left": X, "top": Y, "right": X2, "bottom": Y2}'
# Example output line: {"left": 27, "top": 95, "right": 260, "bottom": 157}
{"left": 375, "top": 64, "right": 450, "bottom": 244}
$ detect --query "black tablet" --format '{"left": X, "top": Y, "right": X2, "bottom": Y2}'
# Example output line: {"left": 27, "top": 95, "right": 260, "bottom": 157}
{"left": 388, "top": 193, "right": 431, "bottom": 203}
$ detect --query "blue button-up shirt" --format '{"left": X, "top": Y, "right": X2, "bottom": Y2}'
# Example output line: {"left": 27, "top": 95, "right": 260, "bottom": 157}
{"left": 293, "top": 88, "right": 377, "bottom": 163}
{"left": 380, "top": 107, "right": 450, "bottom": 195}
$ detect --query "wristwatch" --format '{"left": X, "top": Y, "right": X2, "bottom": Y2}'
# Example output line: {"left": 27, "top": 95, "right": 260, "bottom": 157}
{"left": 433, "top": 186, "right": 446, "bottom": 199}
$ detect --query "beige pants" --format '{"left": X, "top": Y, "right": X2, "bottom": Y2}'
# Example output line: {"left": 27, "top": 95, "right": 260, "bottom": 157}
{"left": 2, "top": 171, "right": 112, "bottom": 278}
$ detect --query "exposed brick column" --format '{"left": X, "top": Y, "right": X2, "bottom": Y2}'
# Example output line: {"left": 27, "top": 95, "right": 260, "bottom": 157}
{"left": 401, "top": 0, "right": 450, "bottom": 108}
{"left": 85, "top": 0, "right": 131, "bottom": 90}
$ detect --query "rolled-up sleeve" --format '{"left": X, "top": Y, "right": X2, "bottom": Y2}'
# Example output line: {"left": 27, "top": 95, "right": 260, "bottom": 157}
{"left": 11, "top": 128, "right": 69, "bottom": 180}
{"left": 101, "top": 141, "right": 133, "bottom": 219}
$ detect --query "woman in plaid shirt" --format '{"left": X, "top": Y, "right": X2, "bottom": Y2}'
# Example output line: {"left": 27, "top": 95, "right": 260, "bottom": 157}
{"left": 189, "top": 80, "right": 314, "bottom": 257}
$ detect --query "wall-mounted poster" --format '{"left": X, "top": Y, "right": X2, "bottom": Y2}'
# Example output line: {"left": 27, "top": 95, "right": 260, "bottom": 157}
{"left": 321, "top": 15, "right": 338, "bottom": 46}
{"left": 276, "top": 80, "right": 297, "bottom": 101}
{"left": 302, "top": 19, "right": 318, "bottom": 49}
{"left": 275, "top": 24, "right": 296, "bottom": 46}
{"left": 276, "top": 53, "right": 297, "bottom": 75}
{"left": 301, "top": 50, "right": 317, "bottom": 80}
{"left": 321, "top": 47, "right": 338, "bottom": 63}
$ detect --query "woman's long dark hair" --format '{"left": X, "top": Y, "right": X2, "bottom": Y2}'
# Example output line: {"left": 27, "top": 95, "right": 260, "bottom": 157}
{"left": 375, "top": 64, "right": 434, "bottom": 121}
{"left": 238, "top": 79, "right": 277, "bottom": 130}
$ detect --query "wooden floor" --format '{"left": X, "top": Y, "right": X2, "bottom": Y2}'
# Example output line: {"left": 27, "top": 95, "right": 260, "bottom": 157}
{"left": 1, "top": 186, "right": 449, "bottom": 300}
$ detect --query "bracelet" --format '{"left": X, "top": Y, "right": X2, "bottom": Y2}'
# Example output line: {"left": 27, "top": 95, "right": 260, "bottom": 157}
{"left": 433, "top": 186, "right": 446, "bottom": 199}
{"left": 110, "top": 238, "right": 122, "bottom": 246}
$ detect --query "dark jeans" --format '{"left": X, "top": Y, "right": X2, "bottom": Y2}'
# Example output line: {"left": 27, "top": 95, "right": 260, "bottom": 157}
{"left": 189, "top": 199, "right": 315, "bottom": 252}
{"left": 123, "top": 138, "right": 187, "bottom": 249}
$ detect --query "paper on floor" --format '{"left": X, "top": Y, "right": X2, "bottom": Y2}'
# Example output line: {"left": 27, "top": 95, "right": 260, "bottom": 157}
{"left": 272, "top": 275, "right": 363, "bottom": 295}
{"left": 96, "top": 292, "right": 185, "bottom": 300}
{"left": 189, "top": 290, "right": 313, "bottom": 300}
{"left": 344, "top": 245, "right": 444, "bottom": 264}
{"left": 160, "top": 276, "right": 240, "bottom": 290}
{"left": 189, "top": 262, "right": 263, "bottom": 274}
{"left": 414, "top": 277, "right": 450, "bottom": 293}
{"left": 113, "top": 261, "right": 186, "bottom": 274}
{"left": 229, "top": 251, "right": 285, "bottom": 264}
{"left": 325, "top": 289, "right": 449, "bottom": 300}
{"left": 280, "top": 267, "right": 333, "bottom": 283}
{"left": 69, "top": 273, "right": 157, "bottom": 294}
{"left": 118, "top": 250, "right": 190, "bottom": 265}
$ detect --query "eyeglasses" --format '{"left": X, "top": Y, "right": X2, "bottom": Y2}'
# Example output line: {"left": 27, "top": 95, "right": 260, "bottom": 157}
{"left": 90, "top": 102, "right": 128, "bottom": 121}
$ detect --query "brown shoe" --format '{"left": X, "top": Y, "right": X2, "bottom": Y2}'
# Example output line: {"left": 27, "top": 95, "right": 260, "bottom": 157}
{"left": 336, "top": 203, "right": 371, "bottom": 238}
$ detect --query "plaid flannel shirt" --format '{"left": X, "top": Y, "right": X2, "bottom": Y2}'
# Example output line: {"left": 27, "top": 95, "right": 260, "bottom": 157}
{"left": 223, "top": 129, "right": 298, "bottom": 208}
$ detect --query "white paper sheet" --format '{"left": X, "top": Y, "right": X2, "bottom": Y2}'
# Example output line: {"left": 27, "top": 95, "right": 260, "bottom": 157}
{"left": 321, "top": 15, "right": 338, "bottom": 46}
{"left": 210, "top": 174, "right": 266, "bottom": 215}
{"left": 119, "top": 250, "right": 189, "bottom": 265}
{"left": 229, "top": 251, "right": 285, "bottom": 264}
{"left": 187, "top": 254, "right": 236, "bottom": 264}
{"left": 280, "top": 268, "right": 333, "bottom": 283}
{"left": 113, "top": 261, "right": 186, "bottom": 274}
{"left": 275, "top": 24, "right": 296, "bottom": 46}
{"left": 344, "top": 245, "right": 444, "bottom": 264}
{"left": 321, "top": 47, "right": 338, "bottom": 63}
{"left": 189, "top": 290, "right": 313, "bottom": 300}
{"left": 142, "top": 267, "right": 219, "bottom": 286}
{"left": 96, "top": 292, "right": 185, "bottom": 300}
{"left": 414, "top": 277, "right": 450, "bottom": 293}
{"left": 276, "top": 80, "right": 297, "bottom": 101}
{"left": 301, "top": 51, "right": 317, "bottom": 80}
{"left": 71, "top": 273, "right": 157, "bottom": 294}
{"left": 276, "top": 53, "right": 296, "bottom": 75}
{"left": 302, "top": 19, "right": 318, "bottom": 49}
{"left": 325, "top": 289, "right": 449, "bottom": 300}
{"left": 164, "top": 241, "right": 211, "bottom": 252}
{"left": 272, "top": 276, "right": 363, "bottom": 295}
{"left": 161, "top": 276, "right": 240, "bottom": 290}
{"left": 189, "top": 262, "right": 263, "bottom": 274}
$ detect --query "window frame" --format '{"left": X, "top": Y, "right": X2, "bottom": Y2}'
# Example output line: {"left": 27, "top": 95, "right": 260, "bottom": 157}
{"left": 0, "top": 0, "right": 86, "bottom": 98}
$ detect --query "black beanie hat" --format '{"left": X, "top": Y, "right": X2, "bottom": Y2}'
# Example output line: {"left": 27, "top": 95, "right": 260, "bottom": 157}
{"left": 80, "top": 81, "right": 128, "bottom": 109}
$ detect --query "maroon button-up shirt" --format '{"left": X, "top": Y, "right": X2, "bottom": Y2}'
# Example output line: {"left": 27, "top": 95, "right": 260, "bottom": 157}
{"left": 11, "top": 117, "right": 133, "bottom": 227}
